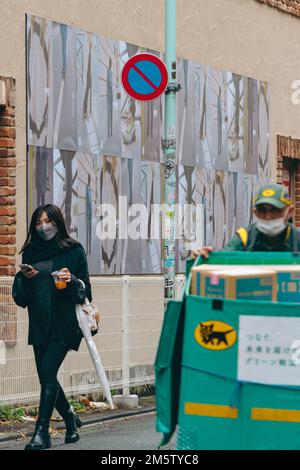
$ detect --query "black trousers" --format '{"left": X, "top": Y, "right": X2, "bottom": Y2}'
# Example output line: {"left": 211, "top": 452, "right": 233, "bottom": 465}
{"left": 33, "top": 341, "right": 71, "bottom": 419}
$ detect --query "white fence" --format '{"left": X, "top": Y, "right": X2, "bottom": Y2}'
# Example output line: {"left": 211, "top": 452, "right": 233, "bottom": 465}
{"left": 0, "top": 274, "right": 186, "bottom": 406}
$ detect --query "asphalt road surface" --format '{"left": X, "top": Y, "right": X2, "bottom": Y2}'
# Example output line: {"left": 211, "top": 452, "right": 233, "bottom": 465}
{"left": 0, "top": 412, "right": 176, "bottom": 451}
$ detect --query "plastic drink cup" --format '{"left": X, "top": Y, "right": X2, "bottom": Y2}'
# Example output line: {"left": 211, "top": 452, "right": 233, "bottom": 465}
{"left": 51, "top": 271, "right": 67, "bottom": 290}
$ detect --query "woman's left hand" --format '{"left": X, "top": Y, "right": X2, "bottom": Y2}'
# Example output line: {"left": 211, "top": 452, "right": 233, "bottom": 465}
{"left": 58, "top": 267, "right": 72, "bottom": 283}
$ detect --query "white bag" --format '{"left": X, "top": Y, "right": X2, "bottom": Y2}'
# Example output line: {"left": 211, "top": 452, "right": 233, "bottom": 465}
{"left": 76, "top": 279, "right": 99, "bottom": 336}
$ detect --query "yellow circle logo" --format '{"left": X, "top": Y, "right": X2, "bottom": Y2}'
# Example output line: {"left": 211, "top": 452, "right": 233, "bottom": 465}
{"left": 194, "top": 321, "right": 237, "bottom": 351}
{"left": 262, "top": 189, "right": 275, "bottom": 197}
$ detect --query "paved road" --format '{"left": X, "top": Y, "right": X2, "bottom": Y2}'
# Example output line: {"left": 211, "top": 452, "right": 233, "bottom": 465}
{"left": 0, "top": 412, "right": 176, "bottom": 451}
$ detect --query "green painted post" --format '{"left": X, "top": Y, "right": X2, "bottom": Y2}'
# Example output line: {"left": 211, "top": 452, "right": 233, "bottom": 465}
{"left": 163, "top": 0, "right": 180, "bottom": 299}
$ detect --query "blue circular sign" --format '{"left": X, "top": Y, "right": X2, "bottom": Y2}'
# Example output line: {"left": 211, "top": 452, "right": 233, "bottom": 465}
{"left": 121, "top": 53, "right": 168, "bottom": 102}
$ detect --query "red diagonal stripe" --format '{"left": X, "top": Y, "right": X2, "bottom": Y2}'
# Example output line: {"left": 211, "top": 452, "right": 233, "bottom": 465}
{"left": 132, "top": 63, "right": 158, "bottom": 92}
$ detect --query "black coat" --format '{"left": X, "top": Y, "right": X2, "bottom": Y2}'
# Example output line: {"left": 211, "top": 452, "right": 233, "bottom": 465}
{"left": 12, "top": 244, "right": 92, "bottom": 351}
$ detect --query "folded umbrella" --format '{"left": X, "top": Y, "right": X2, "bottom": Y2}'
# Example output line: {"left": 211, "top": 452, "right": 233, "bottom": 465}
{"left": 76, "top": 303, "right": 114, "bottom": 410}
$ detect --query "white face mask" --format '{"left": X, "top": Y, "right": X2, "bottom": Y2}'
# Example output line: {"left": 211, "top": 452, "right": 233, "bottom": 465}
{"left": 255, "top": 216, "right": 287, "bottom": 237}
{"left": 36, "top": 223, "right": 58, "bottom": 241}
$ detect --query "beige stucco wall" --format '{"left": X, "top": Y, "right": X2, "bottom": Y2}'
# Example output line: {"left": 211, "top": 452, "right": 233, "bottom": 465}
{"left": 0, "top": 0, "right": 299, "bottom": 254}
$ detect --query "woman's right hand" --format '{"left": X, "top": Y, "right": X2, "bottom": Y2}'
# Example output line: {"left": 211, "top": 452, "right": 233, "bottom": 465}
{"left": 191, "top": 246, "right": 213, "bottom": 260}
{"left": 22, "top": 269, "right": 39, "bottom": 279}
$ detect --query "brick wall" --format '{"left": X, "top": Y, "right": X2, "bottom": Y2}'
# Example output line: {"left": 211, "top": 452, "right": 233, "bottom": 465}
{"left": 255, "top": 0, "right": 300, "bottom": 17}
{"left": 0, "top": 76, "right": 16, "bottom": 276}
{"left": 277, "top": 134, "right": 300, "bottom": 227}
{"left": 295, "top": 168, "right": 300, "bottom": 227}
{"left": 0, "top": 76, "right": 17, "bottom": 347}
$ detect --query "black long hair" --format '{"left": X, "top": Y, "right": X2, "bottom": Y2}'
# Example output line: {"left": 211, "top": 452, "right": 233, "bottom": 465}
{"left": 20, "top": 204, "right": 79, "bottom": 253}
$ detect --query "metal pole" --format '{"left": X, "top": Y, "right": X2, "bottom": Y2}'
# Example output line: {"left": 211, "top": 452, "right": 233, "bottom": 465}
{"left": 122, "top": 275, "right": 130, "bottom": 395}
{"left": 163, "top": 0, "right": 180, "bottom": 299}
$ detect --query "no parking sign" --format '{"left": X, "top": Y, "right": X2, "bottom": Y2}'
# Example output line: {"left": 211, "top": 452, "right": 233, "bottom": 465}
{"left": 121, "top": 53, "right": 168, "bottom": 102}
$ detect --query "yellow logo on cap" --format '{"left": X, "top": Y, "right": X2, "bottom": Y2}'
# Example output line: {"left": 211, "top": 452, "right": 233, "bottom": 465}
{"left": 262, "top": 189, "right": 275, "bottom": 197}
{"left": 195, "top": 321, "right": 237, "bottom": 351}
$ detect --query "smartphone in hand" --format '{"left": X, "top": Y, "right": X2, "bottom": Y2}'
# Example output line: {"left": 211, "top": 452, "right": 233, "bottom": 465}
{"left": 19, "top": 264, "right": 34, "bottom": 273}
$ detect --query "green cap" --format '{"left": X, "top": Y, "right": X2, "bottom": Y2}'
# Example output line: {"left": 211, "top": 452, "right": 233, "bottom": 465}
{"left": 254, "top": 183, "right": 292, "bottom": 209}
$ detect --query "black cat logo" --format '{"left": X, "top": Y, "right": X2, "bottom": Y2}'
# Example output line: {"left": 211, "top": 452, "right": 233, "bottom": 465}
{"left": 195, "top": 321, "right": 237, "bottom": 350}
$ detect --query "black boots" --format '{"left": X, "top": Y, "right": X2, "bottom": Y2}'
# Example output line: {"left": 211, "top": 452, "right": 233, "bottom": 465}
{"left": 25, "top": 384, "right": 82, "bottom": 449}
{"left": 25, "top": 383, "right": 59, "bottom": 451}
{"left": 55, "top": 386, "right": 82, "bottom": 444}
{"left": 64, "top": 407, "right": 82, "bottom": 444}
{"left": 25, "top": 422, "right": 52, "bottom": 451}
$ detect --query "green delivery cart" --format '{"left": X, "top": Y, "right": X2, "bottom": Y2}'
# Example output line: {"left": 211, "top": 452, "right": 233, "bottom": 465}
{"left": 155, "top": 252, "right": 300, "bottom": 450}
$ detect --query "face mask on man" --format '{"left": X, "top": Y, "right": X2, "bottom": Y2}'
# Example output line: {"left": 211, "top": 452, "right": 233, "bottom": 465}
{"left": 36, "top": 223, "right": 58, "bottom": 241}
{"left": 255, "top": 216, "right": 287, "bottom": 238}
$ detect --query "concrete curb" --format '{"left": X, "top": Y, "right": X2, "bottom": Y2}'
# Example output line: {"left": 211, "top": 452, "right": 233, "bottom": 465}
{"left": 0, "top": 406, "right": 156, "bottom": 444}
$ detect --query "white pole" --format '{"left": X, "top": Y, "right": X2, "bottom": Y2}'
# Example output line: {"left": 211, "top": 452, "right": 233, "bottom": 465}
{"left": 122, "top": 275, "right": 130, "bottom": 395}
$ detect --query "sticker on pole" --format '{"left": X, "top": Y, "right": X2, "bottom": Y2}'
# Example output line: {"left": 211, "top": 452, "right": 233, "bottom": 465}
{"left": 121, "top": 53, "right": 168, "bottom": 102}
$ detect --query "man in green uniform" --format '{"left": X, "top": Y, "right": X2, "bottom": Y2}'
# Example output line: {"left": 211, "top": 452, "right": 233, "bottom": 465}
{"left": 191, "top": 183, "right": 300, "bottom": 259}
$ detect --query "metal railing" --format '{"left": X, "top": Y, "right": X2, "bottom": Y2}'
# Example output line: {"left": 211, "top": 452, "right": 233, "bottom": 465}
{"left": 0, "top": 274, "right": 185, "bottom": 406}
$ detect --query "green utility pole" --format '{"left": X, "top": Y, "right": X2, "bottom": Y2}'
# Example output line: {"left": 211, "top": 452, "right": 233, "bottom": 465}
{"left": 163, "top": 0, "right": 181, "bottom": 299}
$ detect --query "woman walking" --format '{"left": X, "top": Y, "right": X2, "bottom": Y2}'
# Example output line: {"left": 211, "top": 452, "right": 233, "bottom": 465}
{"left": 12, "top": 204, "right": 92, "bottom": 450}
